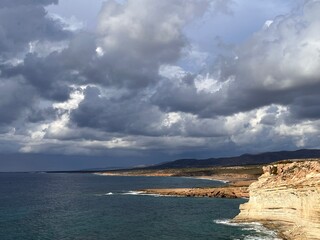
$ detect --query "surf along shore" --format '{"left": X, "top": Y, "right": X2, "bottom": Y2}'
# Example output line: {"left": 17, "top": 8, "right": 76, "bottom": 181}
{"left": 97, "top": 165, "right": 263, "bottom": 198}
{"left": 97, "top": 160, "right": 320, "bottom": 239}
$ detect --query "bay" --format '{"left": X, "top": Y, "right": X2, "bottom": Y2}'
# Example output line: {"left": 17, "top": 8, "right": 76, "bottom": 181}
{"left": 0, "top": 173, "right": 278, "bottom": 240}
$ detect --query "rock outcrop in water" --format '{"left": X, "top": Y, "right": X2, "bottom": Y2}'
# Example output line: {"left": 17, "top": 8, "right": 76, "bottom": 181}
{"left": 234, "top": 159, "right": 320, "bottom": 240}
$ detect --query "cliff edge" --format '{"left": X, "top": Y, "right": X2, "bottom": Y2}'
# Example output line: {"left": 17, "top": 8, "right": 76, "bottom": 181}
{"left": 234, "top": 159, "right": 320, "bottom": 240}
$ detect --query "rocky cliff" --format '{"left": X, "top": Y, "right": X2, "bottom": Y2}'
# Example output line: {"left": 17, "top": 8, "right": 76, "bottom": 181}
{"left": 234, "top": 160, "right": 320, "bottom": 240}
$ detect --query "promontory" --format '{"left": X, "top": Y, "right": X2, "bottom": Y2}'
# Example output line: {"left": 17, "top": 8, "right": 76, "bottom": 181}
{"left": 234, "top": 159, "right": 320, "bottom": 240}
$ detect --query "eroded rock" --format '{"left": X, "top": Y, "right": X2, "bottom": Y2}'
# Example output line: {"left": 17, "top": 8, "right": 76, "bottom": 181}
{"left": 234, "top": 160, "right": 320, "bottom": 240}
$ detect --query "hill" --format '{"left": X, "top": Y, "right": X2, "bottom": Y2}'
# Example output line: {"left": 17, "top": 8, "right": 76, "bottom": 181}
{"left": 139, "top": 149, "right": 320, "bottom": 169}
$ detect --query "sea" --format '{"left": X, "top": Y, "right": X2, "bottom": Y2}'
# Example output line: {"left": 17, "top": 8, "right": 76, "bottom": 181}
{"left": 0, "top": 173, "right": 280, "bottom": 240}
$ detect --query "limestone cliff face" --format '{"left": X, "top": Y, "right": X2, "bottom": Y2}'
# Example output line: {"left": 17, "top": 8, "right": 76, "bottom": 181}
{"left": 234, "top": 160, "right": 320, "bottom": 240}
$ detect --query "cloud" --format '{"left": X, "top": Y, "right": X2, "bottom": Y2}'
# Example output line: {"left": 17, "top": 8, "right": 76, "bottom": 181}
{"left": 0, "top": 0, "right": 58, "bottom": 7}
{"left": 2, "top": 0, "right": 320, "bottom": 171}
{"left": 0, "top": 33, "right": 95, "bottom": 106}
{"left": 0, "top": 0, "right": 72, "bottom": 128}
{"left": 71, "top": 87, "right": 164, "bottom": 136}
{"left": 0, "top": 77, "right": 35, "bottom": 125}
{"left": 151, "top": 0, "right": 320, "bottom": 120}
{"left": 31, "top": 1, "right": 320, "bottom": 153}
{"left": 0, "top": 0, "right": 70, "bottom": 59}
{"left": 93, "top": 0, "right": 211, "bottom": 88}
{"left": 218, "top": 0, "right": 320, "bottom": 117}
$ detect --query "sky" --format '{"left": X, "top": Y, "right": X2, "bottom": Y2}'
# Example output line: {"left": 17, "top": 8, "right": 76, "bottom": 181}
{"left": 0, "top": 0, "right": 320, "bottom": 171}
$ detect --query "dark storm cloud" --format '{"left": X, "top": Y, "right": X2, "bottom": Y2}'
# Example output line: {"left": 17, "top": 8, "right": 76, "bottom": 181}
{"left": 0, "top": 0, "right": 58, "bottom": 7}
{"left": 69, "top": 0, "right": 228, "bottom": 135}
{"left": 93, "top": 0, "right": 212, "bottom": 89}
{"left": 71, "top": 85, "right": 228, "bottom": 138}
{"left": 0, "top": 78, "right": 35, "bottom": 125}
{"left": 151, "top": 75, "right": 288, "bottom": 118}
{"left": 290, "top": 95, "right": 320, "bottom": 120}
{"left": 221, "top": 0, "right": 320, "bottom": 119}
{"left": 2, "top": 0, "right": 320, "bottom": 171}
{"left": 2, "top": 53, "right": 72, "bottom": 101}
{"left": 27, "top": 107, "right": 57, "bottom": 123}
{"left": 0, "top": 31, "right": 97, "bottom": 104}
{"left": 0, "top": 0, "right": 72, "bottom": 127}
{"left": 0, "top": 0, "right": 70, "bottom": 58}
{"left": 151, "top": 77, "right": 213, "bottom": 116}
{"left": 0, "top": 0, "right": 228, "bottom": 130}
{"left": 68, "top": 0, "right": 320, "bottom": 154}
{"left": 70, "top": 87, "right": 178, "bottom": 136}
{"left": 151, "top": 0, "right": 320, "bottom": 120}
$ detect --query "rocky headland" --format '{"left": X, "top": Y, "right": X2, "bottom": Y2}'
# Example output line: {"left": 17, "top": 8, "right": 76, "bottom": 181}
{"left": 141, "top": 186, "right": 249, "bottom": 198}
{"left": 98, "top": 159, "right": 320, "bottom": 239}
{"left": 98, "top": 165, "right": 262, "bottom": 199}
{"left": 98, "top": 165, "right": 262, "bottom": 185}
{"left": 234, "top": 159, "right": 320, "bottom": 240}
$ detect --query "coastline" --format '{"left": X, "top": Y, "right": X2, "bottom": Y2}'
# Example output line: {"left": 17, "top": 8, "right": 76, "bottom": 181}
{"left": 140, "top": 186, "right": 249, "bottom": 198}
{"left": 234, "top": 160, "right": 320, "bottom": 240}
{"left": 96, "top": 165, "right": 262, "bottom": 185}
{"left": 95, "top": 167, "right": 260, "bottom": 199}
{"left": 179, "top": 176, "right": 229, "bottom": 183}
{"left": 96, "top": 170, "right": 282, "bottom": 238}
{"left": 96, "top": 172, "right": 230, "bottom": 183}
{"left": 96, "top": 165, "right": 290, "bottom": 239}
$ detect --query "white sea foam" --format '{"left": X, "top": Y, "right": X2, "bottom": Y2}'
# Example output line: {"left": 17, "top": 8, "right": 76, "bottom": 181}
{"left": 213, "top": 219, "right": 281, "bottom": 240}
{"left": 96, "top": 191, "right": 143, "bottom": 196}
{"left": 120, "top": 191, "right": 178, "bottom": 197}
{"left": 181, "top": 176, "right": 229, "bottom": 183}
{"left": 99, "top": 191, "right": 178, "bottom": 197}
{"left": 120, "top": 191, "right": 144, "bottom": 195}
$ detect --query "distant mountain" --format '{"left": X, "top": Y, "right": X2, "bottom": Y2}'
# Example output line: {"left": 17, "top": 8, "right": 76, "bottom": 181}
{"left": 140, "top": 149, "right": 320, "bottom": 169}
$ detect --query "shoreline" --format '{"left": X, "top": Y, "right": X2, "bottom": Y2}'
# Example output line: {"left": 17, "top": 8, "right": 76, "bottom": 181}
{"left": 95, "top": 161, "right": 320, "bottom": 239}
{"left": 95, "top": 171, "right": 257, "bottom": 199}
{"left": 95, "top": 171, "right": 259, "bottom": 185}
{"left": 214, "top": 219, "right": 282, "bottom": 239}
{"left": 95, "top": 166, "right": 287, "bottom": 239}
{"left": 234, "top": 160, "right": 320, "bottom": 240}
{"left": 96, "top": 172, "right": 230, "bottom": 184}
{"left": 97, "top": 173, "right": 280, "bottom": 238}
{"left": 140, "top": 186, "right": 249, "bottom": 198}
{"left": 183, "top": 176, "right": 230, "bottom": 183}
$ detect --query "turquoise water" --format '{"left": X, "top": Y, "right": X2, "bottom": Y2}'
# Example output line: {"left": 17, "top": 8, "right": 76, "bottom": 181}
{"left": 0, "top": 173, "right": 279, "bottom": 240}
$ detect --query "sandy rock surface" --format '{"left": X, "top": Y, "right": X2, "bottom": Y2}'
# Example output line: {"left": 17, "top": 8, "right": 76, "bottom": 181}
{"left": 141, "top": 187, "right": 249, "bottom": 198}
{"left": 234, "top": 160, "right": 320, "bottom": 240}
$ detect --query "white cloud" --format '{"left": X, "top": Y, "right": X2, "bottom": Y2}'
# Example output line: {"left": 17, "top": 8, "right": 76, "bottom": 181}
{"left": 49, "top": 13, "right": 84, "bottom": 32}
{"left": 162, "top": 112, "right": 182, "bottom": 127}
{"left": 96, "top": 0, "right": 210, "bottom": 64}
{"left": 194, "top": 74, "right": 233, "bottom": 93}
{"left": 3, "top": 0, "right": 320, "bottom": 167}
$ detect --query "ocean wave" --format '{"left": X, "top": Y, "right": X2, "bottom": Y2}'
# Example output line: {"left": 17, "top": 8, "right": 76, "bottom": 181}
{"left": 213, "top": 219, "right": 281, "bottom": 240}
{"left": 123, "top": 191, "right": 181, "bottom": 197}
{"left": 98, "top": 191, "right": 178, "bottom": 197}
{"left": 180, "top": 176, "right": 229, "bottom": 183}
{"left": 119, "top": 191, "right": 144, "bottom": 196}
